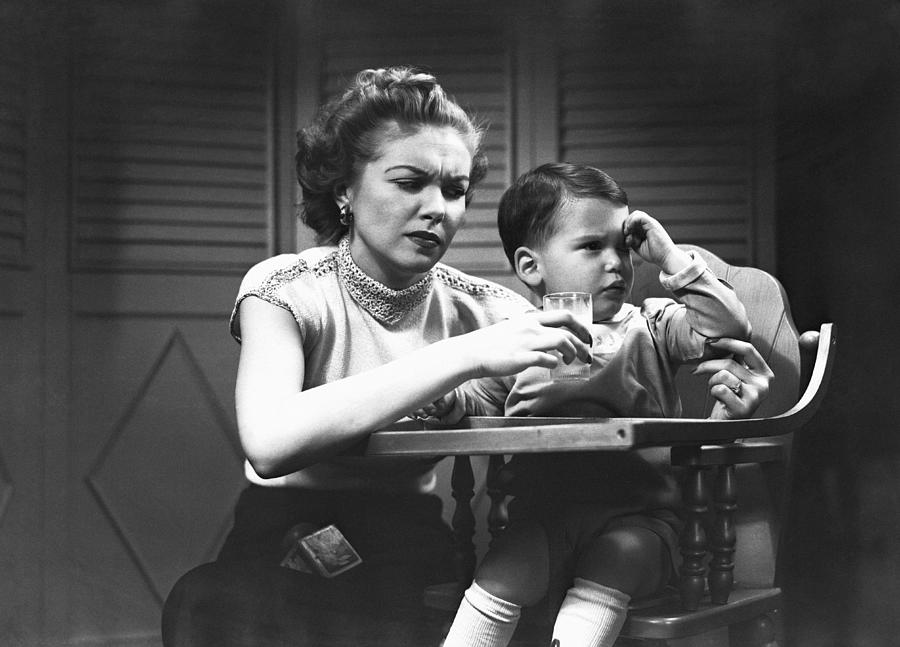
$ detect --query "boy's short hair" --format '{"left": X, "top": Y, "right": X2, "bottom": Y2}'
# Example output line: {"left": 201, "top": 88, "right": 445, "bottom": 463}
{"left": 497, "top": 162, "right": 628, "bottom": 266}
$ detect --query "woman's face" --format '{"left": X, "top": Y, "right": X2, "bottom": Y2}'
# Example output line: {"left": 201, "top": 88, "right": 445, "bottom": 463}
{"left": 343, "top": 123, "right": 473, "bottom": 289}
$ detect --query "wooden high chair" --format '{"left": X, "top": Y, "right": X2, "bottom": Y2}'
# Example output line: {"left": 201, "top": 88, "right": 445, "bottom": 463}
{"left": 364, "top": 246, "right": 836, "bottom": 647}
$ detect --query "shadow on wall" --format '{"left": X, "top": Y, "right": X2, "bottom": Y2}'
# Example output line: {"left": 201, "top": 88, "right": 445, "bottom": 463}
{"left": 775, "top": 2, "right": 900, "bottom": 645}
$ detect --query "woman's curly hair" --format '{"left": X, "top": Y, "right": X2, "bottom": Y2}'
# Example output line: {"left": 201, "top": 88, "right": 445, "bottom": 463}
{"left": 295, "top": 66, "right": 489, "bottom": 245}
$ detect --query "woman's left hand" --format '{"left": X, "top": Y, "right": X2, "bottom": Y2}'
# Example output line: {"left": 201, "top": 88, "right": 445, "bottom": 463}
{"left": 693, "top": 337, "right": 774, "bottom": 420}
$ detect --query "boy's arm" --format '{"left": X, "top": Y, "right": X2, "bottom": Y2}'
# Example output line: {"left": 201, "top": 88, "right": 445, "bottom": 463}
{"left": 455, "top": 375, "right": 514, "bottom": 417}
{"left": 406, "top": 376, "right": 510, "bottom": 424}
{"left": 645, "top": 251, "right": 752, "bottom": 363}
{"left": 625, "top": 210, "right": 751, "bottom": 362}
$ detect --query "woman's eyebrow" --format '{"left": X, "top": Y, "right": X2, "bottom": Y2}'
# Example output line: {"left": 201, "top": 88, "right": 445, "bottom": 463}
{"left": 384, "top": 165, "right": 470, "bottom": 183}
{"left": 384, "top": 164, "right": 427, "bottom": 174}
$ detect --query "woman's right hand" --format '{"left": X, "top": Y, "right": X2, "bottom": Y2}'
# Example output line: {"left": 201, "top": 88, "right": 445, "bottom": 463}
{"left": 235, "top": 302, "right": 591, "bottom": 476}
{"left": 452, "top": 310, "right": 593, "bottom": 379}
{"left": 693, "top": 337, "right": 774, "bottom": 420}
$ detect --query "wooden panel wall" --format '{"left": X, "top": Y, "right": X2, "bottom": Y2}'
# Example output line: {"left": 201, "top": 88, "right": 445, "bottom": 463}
{"left": 0, "top": 2, "right": 43, "bottom": 644}
{"left": 61, "top": 1, "right": 285, "bottom": 643}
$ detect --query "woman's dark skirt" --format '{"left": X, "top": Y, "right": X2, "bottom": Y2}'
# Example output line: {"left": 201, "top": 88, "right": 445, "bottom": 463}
{"left": 162, "top": 485, "right": 455, "bottom": 647}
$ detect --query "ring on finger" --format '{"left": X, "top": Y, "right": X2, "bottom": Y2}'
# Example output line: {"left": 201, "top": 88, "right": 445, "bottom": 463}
{"left": 729, "top": 381, "right": 743, "bottom": 396}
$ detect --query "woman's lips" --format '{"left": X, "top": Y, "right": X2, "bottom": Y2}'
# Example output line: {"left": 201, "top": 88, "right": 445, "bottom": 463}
{"left": 406, "top": 231, "right": 442, "bottom": 248}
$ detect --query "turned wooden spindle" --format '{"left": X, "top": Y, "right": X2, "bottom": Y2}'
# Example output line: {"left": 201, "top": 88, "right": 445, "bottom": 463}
{"left": 486, "top": 454, "right": 510, "bottom": 547}
{"left": 450, "top": 455, "right": 477, "bottom": 588}
{"left": 679, "top": 463, "right": 709, "bottom": 611}
{"left": 708, "top": 463, "right": 737, "bottom": 604}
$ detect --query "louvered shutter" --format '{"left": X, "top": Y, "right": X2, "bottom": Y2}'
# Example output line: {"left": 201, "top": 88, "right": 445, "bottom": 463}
{"left": 72, "top": 2, "right": 275, "bottom": 272}
{"left": 0, "top": 0, "right": 25, "bottom": 266}
{"left": 558, "top": 1, "right": 773, "bottom": 265}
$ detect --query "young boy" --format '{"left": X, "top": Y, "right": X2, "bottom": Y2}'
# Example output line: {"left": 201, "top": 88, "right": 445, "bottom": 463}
{"left": 435, "top": 163, "right": 761, "bottom": 647}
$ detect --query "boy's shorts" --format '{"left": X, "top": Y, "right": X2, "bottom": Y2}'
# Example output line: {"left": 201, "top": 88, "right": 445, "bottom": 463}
{"left": 507, "top": 495, "right": 683, "bottom": 620}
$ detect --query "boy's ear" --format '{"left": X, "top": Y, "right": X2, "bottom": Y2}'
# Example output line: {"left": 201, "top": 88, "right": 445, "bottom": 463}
{"left": 513, "top": 246, "right": 544, "bottom": 289}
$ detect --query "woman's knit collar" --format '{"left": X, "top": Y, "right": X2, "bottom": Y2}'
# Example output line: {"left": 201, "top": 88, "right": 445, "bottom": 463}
{"left": 337, "top": 236, "right": 434, "bottom": 326}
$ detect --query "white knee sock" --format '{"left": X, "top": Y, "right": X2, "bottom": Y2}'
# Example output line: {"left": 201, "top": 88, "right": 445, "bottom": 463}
{"left": 442, "top": 581, "right": 522, "bottom": 647}
{"left": 551, "top": 577, "right": 630, "bottom": 647}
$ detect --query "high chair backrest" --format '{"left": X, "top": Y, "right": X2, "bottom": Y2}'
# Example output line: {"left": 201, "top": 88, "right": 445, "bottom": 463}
{"left": 630, "top": 245, "right": 805, "bottom": 588}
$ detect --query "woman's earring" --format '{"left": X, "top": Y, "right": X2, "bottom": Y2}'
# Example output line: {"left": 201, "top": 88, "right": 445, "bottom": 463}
{"left": 339, "top": 203, "right": 353, "bottom": 227}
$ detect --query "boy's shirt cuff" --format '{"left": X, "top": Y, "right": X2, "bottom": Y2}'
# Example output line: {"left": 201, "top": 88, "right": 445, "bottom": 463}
{"left": 658, "top": 250, "right": 708, "bottom": 292}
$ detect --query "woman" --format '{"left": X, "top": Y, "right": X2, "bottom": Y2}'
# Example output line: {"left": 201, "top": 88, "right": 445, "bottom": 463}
{"left": 161, "top": 66, "right": 592, "bottom": 647}
{"left": 161, "top": 67, "right": 770, "bottom": 646}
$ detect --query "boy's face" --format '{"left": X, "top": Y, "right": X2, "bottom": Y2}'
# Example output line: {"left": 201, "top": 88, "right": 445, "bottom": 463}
{"left": 532, "top": 197, "right": 633, "bottom": 321}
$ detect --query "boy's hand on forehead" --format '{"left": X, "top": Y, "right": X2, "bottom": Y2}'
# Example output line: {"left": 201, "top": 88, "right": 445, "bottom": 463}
{"left": 622, "top": 210, "right": 692, "bottom": 275}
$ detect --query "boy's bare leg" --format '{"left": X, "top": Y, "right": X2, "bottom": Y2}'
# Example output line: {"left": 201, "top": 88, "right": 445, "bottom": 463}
{"left": 477, "top": 520, "right": 551, "bottom": 606}
{"left": 442, "top": 521, "right": 550, "bottom": 647}
{"left": 552, "top": 526, "right": 669, "bottom": 647}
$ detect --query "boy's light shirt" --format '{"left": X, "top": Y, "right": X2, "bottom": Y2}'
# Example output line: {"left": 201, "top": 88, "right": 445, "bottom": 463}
{"left": 458, "top": 251, "right": 751, "bottom": 420}
{"left": 593, "top": 328, "right": 625, "bottom": 358}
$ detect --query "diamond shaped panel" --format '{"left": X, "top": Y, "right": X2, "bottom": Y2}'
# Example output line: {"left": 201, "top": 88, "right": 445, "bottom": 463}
{"left": 87, "top": 329, "right": 244, "bottom": 602}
